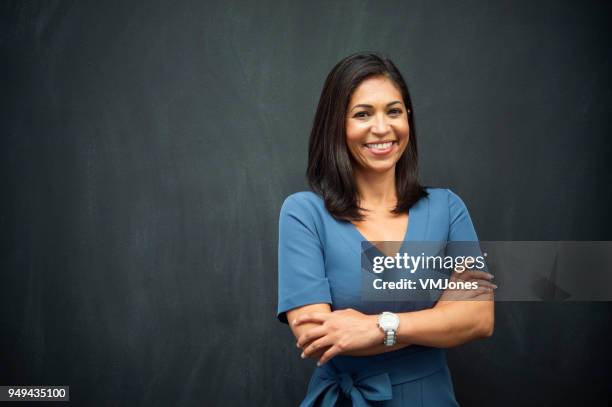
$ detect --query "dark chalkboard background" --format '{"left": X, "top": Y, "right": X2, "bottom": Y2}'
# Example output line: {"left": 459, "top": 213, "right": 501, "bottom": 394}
{"left": 1, "top": 1, "right": 611, "bottom": 406}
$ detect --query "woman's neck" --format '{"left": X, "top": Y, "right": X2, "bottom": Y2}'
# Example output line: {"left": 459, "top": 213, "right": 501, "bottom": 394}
{"left": 354, "top": 166, "right": 397, "bottom": 210}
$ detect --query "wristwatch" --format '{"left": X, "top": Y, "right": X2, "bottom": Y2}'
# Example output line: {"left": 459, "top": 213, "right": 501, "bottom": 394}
{"left": 377, "top": 311, "right": 400, "bottom": 346}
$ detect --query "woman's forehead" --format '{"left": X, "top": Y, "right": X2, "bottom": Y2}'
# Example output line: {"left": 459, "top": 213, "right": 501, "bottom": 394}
{"left": 350, "top": 76, "right": 403, "bottom": 106}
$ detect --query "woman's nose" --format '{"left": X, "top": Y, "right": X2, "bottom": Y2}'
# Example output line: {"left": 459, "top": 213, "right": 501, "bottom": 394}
{"left": 371, "top": 114, "right": 391, "bottom": 134}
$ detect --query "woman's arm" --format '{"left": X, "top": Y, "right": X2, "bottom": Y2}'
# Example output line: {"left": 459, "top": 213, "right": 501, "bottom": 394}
{"left": 295, "top": 272, "right": 495, "bottom": 365}
{"left": 287, "top": 304, "right": 409, "bottom": 358}
{"left": 394, "top": 269, "right": 495, "bottom": 348}
{"left": 286, "top": 303, "right": 331, "bottom": 341}
{"left": 397, "top": 296, "right": 494, "bottom": 347}
{"left": 296, "top": 298, "right": 493, "bottom": 365}
{"left": 287, "top": 304, "right": 410, "bottom": 359}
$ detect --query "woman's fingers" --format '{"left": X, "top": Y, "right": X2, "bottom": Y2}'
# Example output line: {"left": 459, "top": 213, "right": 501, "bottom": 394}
{"left": 292, "top": 312, "right": 331, "bottom": 327}
{"left": 294, "top": 309, "right": 381, "bottom": 364}
{"left": 318, "top": 344, "right": 344, "bottom": 366}
{"left": 307, "top": 345, "right": 332, "bottom": 360}
{"left": 438, "top": 277, "right": 497, "bottom": 301}
{"left": 296, "top": 325, "right": 327, "bottom": 348}
{"left": 302, "top": 336, "right": 336, "bottom": 358}
{"left": 470, "top": 279, "right": 497, "bottom": 290}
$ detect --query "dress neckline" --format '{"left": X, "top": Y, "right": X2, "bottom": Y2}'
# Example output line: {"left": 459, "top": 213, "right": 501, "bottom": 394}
{"left": 349, "top": 212, "right": 411, "bottom": 243}
{"left": 347, "top": 210, "right": 414, "bottom": 258}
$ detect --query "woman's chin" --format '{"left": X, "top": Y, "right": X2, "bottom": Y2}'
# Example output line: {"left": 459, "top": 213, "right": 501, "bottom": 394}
{"left": 358, "top": 161, "right": 397, "bottom": 174}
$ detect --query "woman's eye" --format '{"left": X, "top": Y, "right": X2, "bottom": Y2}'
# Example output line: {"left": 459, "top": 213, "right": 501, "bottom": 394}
{"left": 352, "top": 109, "right": 403, "bottom": 118}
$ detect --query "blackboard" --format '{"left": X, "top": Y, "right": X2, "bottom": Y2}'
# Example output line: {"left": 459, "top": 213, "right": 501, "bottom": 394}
{"left": 1, "top": 1, "right": 610, "bottom": 405}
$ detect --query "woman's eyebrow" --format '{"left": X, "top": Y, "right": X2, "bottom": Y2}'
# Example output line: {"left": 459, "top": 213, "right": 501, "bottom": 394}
{"left": 350, "top": 100, "right": 403, "bottom": 111}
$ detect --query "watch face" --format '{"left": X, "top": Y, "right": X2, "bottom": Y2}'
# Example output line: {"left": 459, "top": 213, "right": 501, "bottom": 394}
{"left": 380, "top": 313, "right": 399, "bottom": 329}
{"left": 380, "top": 314, "right": 394, "bottom": 325}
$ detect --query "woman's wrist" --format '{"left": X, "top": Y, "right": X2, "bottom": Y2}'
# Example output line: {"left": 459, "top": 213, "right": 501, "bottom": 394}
{"left": 369, "top": 314, "right": 385, "bottom": 345}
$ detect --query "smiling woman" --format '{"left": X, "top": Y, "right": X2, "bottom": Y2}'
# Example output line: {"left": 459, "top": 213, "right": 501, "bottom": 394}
{"left": 306, "top": 53, "right": 425, "bottom": 224}
{"left": 277, "top": 53, "right": 494, "bottom": 406}
{"left": 346, "top": 76, "right": 409, "bottom": 171}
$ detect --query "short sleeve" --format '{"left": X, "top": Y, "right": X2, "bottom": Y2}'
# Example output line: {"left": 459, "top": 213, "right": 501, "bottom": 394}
{"left": 447, "top": 189, "right": 479, "bottom": 241}
{"left": 277, "top": 194, "right": 332, "bottom": 324}
{"left": 446, "top": 189, "right": 489, "bottom": 271}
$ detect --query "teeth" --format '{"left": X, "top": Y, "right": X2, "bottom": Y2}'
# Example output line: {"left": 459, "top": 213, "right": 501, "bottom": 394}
{"left": 366, "top": 142, "right": 393, "bottom": 149}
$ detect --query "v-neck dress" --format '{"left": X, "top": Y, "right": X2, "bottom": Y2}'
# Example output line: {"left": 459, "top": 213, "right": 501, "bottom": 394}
{"left": 277, "top": 188, "right": 479, "bottom": 407}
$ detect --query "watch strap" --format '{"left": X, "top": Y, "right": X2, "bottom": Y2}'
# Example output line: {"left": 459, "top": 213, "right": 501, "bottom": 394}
{"left": 383, "top": 330, "right": 397, "bottom": 346}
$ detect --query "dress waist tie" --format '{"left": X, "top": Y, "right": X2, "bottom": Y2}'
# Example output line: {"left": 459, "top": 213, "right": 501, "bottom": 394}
{"left": 299, "top": 348, "right": 446, "bottom": 407}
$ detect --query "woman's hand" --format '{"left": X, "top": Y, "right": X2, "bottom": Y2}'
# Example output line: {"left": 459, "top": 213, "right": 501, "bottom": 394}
{"left": 293, "top": 308, "right": 384, "bottom": 366}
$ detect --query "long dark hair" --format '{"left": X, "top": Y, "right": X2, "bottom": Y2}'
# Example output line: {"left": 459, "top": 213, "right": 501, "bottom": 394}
{"left": 307, "top": 52, "right": 427, "bottom": 222}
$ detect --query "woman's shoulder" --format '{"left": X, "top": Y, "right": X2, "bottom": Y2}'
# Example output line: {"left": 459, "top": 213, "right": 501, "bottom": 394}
{"left": 279, "top": 191, "right": 329, "bottom": 238}
{"left": 422, "top": 187, "right": 471, "bottom": 219}
{"left": 280, "top": 191, "right": 327, "bottom": 220}
{"left": 281, "top": 190, "right": 323, "bottom": 209}
{"left": 424, "top": 188, "right": 478, "bottom": 240}
{"left": 423, "top": 187, "right": 467, "bottom": 206}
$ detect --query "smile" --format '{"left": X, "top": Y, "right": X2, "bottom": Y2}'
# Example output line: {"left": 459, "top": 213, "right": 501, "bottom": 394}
{"left": 363, "top": 141, "right": 397, "bottom": 154}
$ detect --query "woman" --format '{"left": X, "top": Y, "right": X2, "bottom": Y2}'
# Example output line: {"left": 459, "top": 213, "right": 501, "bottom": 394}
{"left": 277, "top": 52, "right": 495, "bottom": 406}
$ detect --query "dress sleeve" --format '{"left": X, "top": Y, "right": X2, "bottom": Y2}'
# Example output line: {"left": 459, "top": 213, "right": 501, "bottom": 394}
{"left": 277, "top": 195, "right": 332, "bottom": 324}
{"left": 447, "top": 189, "right": 479, "bottom": 241}
{"left": 446, "top": 189, "right": 489, "bottom": 271}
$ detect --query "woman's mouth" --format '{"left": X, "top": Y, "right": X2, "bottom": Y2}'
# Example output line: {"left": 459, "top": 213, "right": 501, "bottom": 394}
{"left": 363, "top": 141, "right": 397, "bottom": 155}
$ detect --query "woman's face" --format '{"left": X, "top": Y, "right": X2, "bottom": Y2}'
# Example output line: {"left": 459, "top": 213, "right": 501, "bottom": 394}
{"left": 345, "top": 75, "right": 409, "bottom": 174}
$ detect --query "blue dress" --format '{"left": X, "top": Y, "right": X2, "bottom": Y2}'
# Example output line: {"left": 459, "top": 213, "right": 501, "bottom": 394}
{"left": 277, "top": 188, "right": 479, "bottom": 406}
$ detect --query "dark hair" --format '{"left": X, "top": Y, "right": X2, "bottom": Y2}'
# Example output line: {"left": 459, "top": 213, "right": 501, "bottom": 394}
{"left": 306, "top": 52, "right": 427, "bottom": 221}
